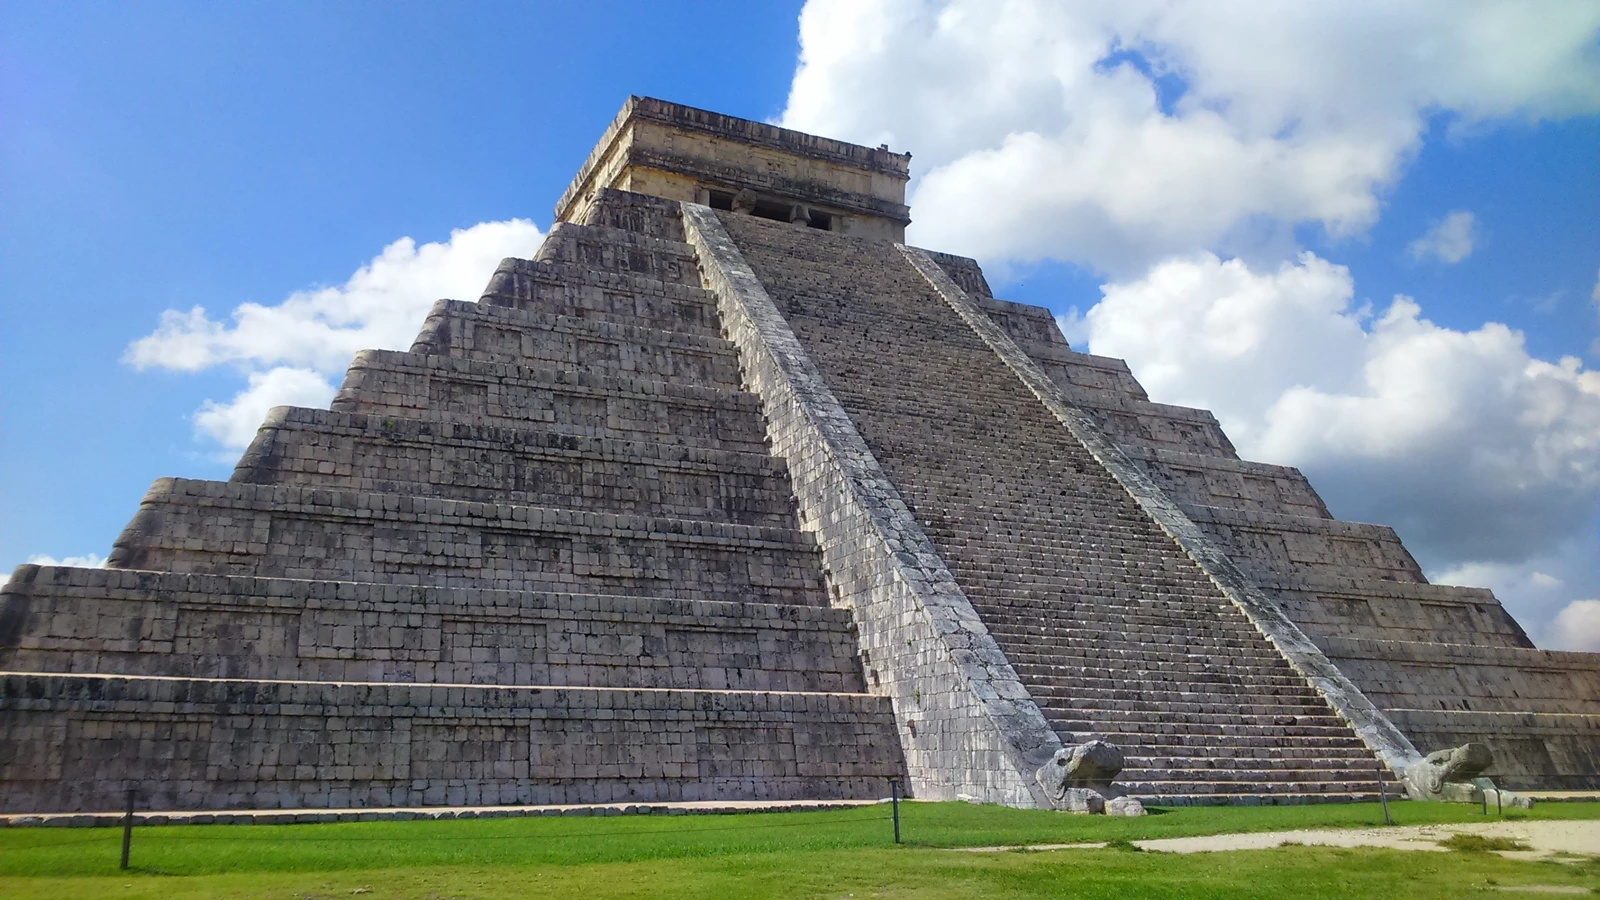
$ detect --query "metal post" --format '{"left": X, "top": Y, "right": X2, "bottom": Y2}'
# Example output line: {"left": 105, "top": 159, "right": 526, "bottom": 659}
{"left": 1496, "top": 789, "right": 1502, "bottom": 817}
{"left": 119, "top": 789, "right": 134, "bottom": 870}
{"left": 1376, "top": 767, "right": 1392, "bottom": 826}
{"left": 1482, "top": 789, "right": 1488, "bottom": 815}
{"left": 890, "top": 779, "right": 901, "bottom": 844}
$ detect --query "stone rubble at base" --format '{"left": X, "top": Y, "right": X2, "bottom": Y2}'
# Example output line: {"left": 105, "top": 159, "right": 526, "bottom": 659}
{"left": 1, "top": 96, "right": 1596, "bottom": 817}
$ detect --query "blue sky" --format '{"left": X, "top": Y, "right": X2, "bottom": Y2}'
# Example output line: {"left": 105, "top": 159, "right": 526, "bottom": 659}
{"left": 3, "top": 2, "right": 1598, "bottom": 646}
{"left": 1, "top": 1, "right": 803, "bottom": 564}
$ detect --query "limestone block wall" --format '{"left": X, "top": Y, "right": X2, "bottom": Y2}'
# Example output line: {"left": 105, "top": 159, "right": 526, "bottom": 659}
{"left": 1, "top": 566, "right": 866, "bottom": 692}
{"left": 535, "top": 222, "right": 698, "bottom": 286}
{"left": 107, "top": 478, "right": 827, "bottom": 601}
{"left": 1180, "top": 505, "right": 1426, "bottom": 585}
{"left": 233, "top": 407, "right": 796, "bottom": 528}
{"left": 480, "top": 259, "right": 720, "bottom": 337}
{"left": 1266, "top": 578, "right": 1532, "bottom": 647}
{"left": 1020, "top": 342, "right": 1151, "bottom": 401}
{"left": 1318, "top": 638, "right": 1600, "bottom": 715}
{"left": 0, "top": 671, "right": 901, "bottom": 812}
{"left": 411, "top": 300, "right": 742, "bottom": 387}
{"left": 572, "top": 189, "right": 687, "bottom": 241}
{"left": 1120, "top": 447, "right": 1331, "bottom": 518}
{"left": 330, "top": 350, "right": 768, "bottom": 450}
{"left": 682, "top": 204, "right": 1061, "bottom": 808}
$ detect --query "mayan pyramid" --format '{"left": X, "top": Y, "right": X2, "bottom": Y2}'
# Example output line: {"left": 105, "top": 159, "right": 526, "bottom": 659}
{"left": 3, "top": 97, "right": 1596, "bottom": 814}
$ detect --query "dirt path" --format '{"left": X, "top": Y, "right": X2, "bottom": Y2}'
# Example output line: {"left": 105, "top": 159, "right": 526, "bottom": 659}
{"left": 953, "top": 820, "right": 1600, "bottom": 859}
{"left": 1138, "top": 819, "right": 1600, "bottom": 857}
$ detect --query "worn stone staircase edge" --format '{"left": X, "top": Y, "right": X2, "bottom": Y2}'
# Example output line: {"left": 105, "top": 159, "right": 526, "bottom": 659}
{"left": 682, "top": 203, "right": 1061, "bottom": 808}
{"left": 899, "top": 244, "right": 1424, "bottom": 777}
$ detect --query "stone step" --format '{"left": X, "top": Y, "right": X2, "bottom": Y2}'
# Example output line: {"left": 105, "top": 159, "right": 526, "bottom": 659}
{"left": 1, "top": 565, "right": 865, "bottom": 692}
{"left": 1069, "top": 729, "right": 1372, "bottom": 753}
{"left": 411, "top": 300, "right": 743, "bottom": 388}
{"left": 985, "top": 606, "right": 1262, "bottom": 626}
{"left": 533, "top": 222, "right": 699, "bottom": 286}
{"left": 1125, "top": 753, "right": 1378, "bottom": 771}
{"left": 988, "top": 622, "right": 1276, "bottom": 647}
{"left": 983, "top": 613, "right": 1272, "bottom": 637}
{"left": 1119, "top": 766, "right": 1378, "bottom": 787}
{"left": 1048, "top": 712, "right": 1355, "bottom": 736}
{"left": 1130, "top": 791, "right": 1385, "bottom": 806}
{"left": 107, "top": 478, "right": 829, "bottom": 603}
{"left": 330, "top": 350, "right": 768, "bottom": 452}
{"left": 1051, "top": 716, "right": 1370, "bottom": 741}
{"left": 1123, "top": 782, "right": 1383, "bottom": 800}
{"left": 1029, "top": 692, "right": 1331, "bottom": 718}
{"left": 1013, "top": 669, "right": 1320, "bottom": 697}
{"left": 994, "top": 644, "right": 1295, "bottom": 669}
{"left": 480, "top": 258, "right": 721, "bottom": 337}
{"left": 996, "top": 639, "right": 1285, "bottom": 663}
{"left": 0, "top": 671, "right": 901, "bottom": 813}
{"left": 232, "top": 407, "right": 798, "bottom": 529}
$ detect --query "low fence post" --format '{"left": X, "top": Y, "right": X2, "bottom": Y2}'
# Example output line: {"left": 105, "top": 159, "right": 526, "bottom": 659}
{"left": 1376, "top": 767, "right": 1392, "bottom": 826}
{"left": 890, "top": 780, "right": 901, "bottom": 844}
{"left": 120, "top": 788, "right": 135, "bottom": 870}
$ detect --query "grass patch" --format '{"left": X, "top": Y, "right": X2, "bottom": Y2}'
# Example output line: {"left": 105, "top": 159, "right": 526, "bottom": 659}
{"left": 0, "top": 801, "right": 1595, "bottom": 899}
{"left": 1439, "top": 832, "right": 1533, "bottom": 853}
{"left": 3, "top": 845, "right": 1599, "bottom": 900}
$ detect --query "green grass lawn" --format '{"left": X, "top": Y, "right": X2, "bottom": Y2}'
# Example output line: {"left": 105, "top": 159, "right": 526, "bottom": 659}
{"left": 2, "top": 801, "right": 1597, "bottom": 899}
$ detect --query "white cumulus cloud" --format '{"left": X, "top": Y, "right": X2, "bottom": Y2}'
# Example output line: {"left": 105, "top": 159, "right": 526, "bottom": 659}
{"left": 782, "top": 0, "right": 1600, "bottom": 275}
{"left": 26, "top": 553, "right": 106, "bottom": 568}
{"left": 1552, "top": 599, "right": 1600, "bottom": 652}
{"left": 1407, "top": 211, "right": 1478, "bottom": 264}
{"left": 194, "top": 367, "right": 340, "bottom": 450}
{"left": 127, "top": 219, "right": 544, "bottom": 450}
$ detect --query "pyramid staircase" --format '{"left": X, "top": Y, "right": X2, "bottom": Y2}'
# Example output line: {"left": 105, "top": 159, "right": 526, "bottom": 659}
{"left": 719, "top": 211, "right": 1388, "bottom": 804}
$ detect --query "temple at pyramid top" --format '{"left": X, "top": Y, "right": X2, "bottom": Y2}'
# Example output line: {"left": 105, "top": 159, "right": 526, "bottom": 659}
{"left": 555, "top": 96, "right": 914, "bottom": 240}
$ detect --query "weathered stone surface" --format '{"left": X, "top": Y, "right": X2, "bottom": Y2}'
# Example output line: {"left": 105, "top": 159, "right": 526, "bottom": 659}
{"left": 4, "top": 96, "right": 1596, "bottom": 813}
{"left": 1, "top": 566, "right": 867, "bottom": 691}
{"left": 0, "top": 671, "right": 900, "bottom": 812}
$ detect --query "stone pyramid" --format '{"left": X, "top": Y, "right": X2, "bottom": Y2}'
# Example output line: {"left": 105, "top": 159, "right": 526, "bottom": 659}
{"left": 3, "top": 97, "right": 1595, "bottom": 814}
